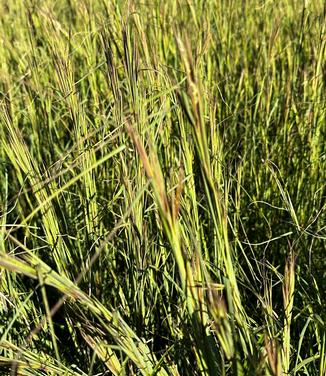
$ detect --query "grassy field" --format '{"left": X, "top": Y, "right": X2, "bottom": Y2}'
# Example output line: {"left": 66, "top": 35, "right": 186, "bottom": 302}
{"left": 0, "top": 0, "right": 325, "bottom": 375}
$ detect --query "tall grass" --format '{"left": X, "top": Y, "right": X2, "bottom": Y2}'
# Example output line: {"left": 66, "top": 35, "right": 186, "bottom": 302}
{"left": 0, "top": 0, "right": 325, "bottom": 375}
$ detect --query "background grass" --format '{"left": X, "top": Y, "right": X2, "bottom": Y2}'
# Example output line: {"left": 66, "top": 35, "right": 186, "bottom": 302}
{"left": 0, "top": 0, "right": 325, "bottom": 375}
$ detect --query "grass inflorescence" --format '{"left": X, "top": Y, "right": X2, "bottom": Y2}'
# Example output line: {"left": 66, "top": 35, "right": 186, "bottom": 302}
{"left": 0, "top": 1, "right": 325, "bottom": 375}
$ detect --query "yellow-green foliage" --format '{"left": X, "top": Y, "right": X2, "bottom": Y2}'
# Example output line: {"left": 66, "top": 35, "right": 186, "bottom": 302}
{"left": 0, "top": 1, "right": 325, "bottom": 375}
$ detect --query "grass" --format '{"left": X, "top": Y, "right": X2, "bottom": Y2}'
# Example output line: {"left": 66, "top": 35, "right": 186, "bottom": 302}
{"left": 0, "top": 0, "right": 325, "bottom": 375}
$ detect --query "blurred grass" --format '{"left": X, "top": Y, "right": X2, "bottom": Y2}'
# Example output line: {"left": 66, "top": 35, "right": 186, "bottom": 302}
{"left": 0, "top": 0, "right": 325, "bottom": 375}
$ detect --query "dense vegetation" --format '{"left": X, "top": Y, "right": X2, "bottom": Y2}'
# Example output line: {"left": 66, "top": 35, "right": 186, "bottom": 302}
{"left": 0, "top": 1, "right": 325, "bottom": 375}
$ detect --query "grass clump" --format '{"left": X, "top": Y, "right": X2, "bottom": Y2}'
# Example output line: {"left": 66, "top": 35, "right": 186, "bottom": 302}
{"left": 0, "top": 0, "right": 325, "bottom": 375}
